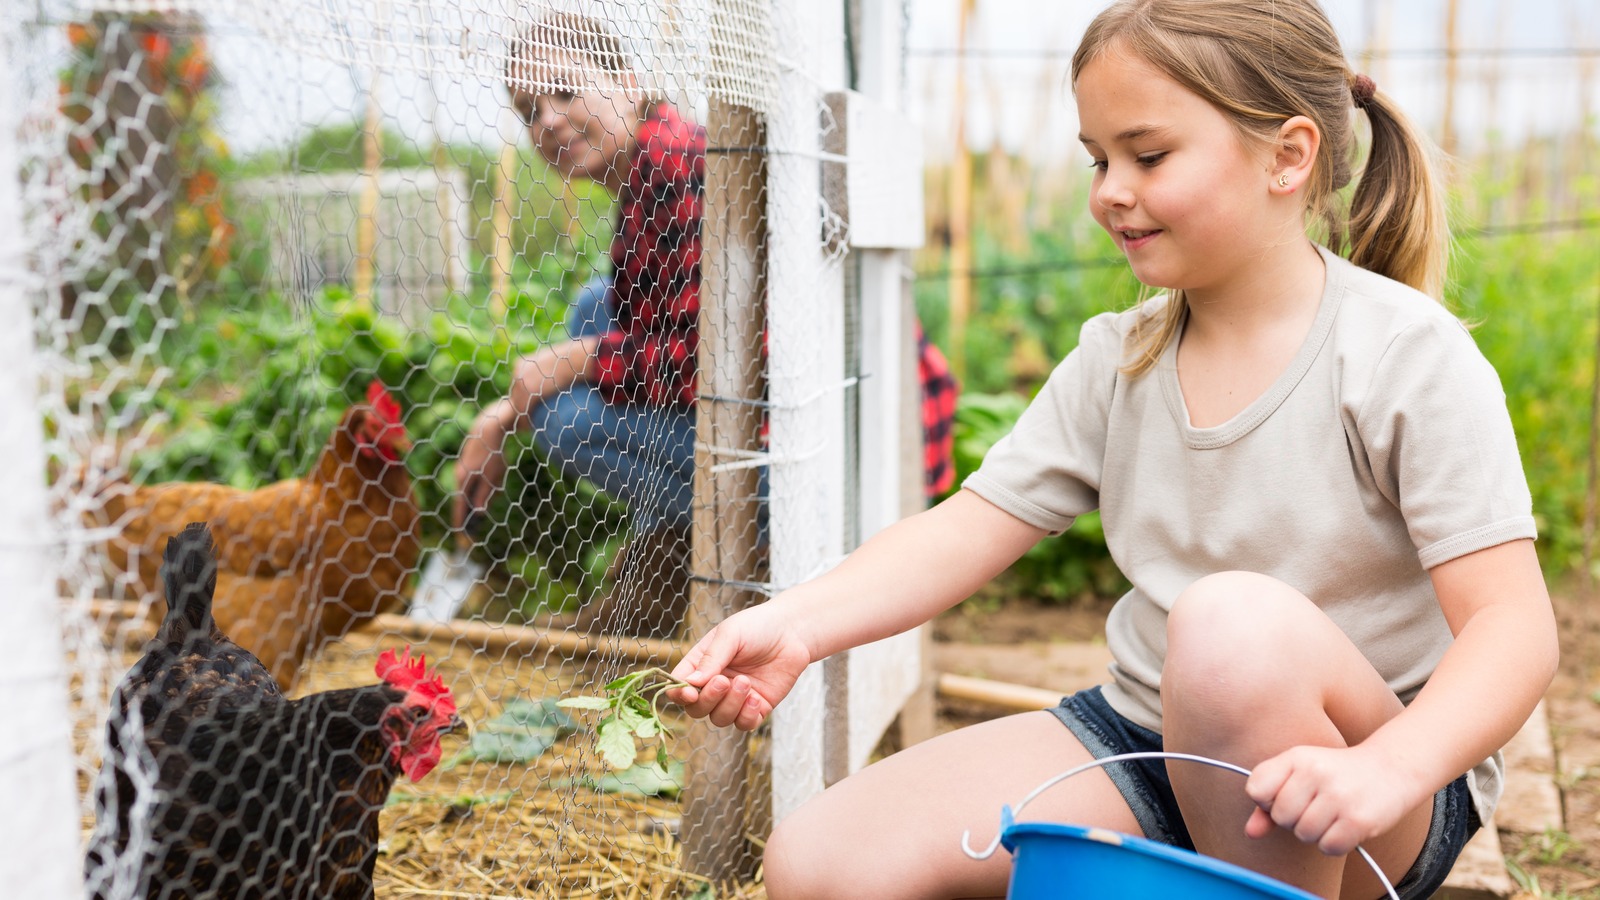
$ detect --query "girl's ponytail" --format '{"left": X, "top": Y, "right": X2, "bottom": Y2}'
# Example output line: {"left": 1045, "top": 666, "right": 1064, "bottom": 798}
{"left": 1346, "top": 84, "right": 1449, "bottom": 299}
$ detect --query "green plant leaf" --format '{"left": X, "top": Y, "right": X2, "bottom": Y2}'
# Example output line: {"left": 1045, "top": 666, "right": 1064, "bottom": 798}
{"left": 442, "top": 698, "right": 576, "bottom": 768}
{"left": 595, "top": 715, "right": 639, "bottom": 769}
{"left": 557, "top": 696, "right": 613, "bottom": 711}
{"left": 589, "top": 759, "right": 684, "bottom": 798}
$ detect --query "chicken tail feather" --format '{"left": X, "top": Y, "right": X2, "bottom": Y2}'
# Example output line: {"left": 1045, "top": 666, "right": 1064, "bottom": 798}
{"left": 158, "top": 522, "right": 220, "bottom": 645}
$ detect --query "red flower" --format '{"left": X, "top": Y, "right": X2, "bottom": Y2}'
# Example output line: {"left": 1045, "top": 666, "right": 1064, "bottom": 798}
{"left": 141, "top": 31, "right": 172, "bottom": 65}
{"left": 66, "top": 23, "right": 95, "bottom": 50}
{"left": 178, "top": 54, "right": 209, "bottom": 90}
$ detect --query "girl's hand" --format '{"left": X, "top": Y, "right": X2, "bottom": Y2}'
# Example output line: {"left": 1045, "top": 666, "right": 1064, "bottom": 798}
{"left": 1244, "top": 745, "right": 1426, "bottom": 856}
{"left": 667, "top": 604, "right": 812, "bottom": 731}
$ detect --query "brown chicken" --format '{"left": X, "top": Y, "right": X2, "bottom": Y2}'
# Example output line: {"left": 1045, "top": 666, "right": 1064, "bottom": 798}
{"left": 85, "top": 522, "right": 461, "bottom": 900}
{"left": 89, "top": 379, "right": 420, "bottom": 690}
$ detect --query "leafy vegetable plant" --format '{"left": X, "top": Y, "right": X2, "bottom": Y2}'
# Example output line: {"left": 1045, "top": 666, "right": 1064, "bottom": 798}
{"left": 558, "top": 668, "right": 688, "bottom": 772}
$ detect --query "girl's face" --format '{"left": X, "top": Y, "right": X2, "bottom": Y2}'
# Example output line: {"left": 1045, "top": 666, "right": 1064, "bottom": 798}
{"left": 1076, "top": 46, "right": 1282, "bottom": 296}
{"left": 510, "top": 47, "right": 638, "bottom": 186}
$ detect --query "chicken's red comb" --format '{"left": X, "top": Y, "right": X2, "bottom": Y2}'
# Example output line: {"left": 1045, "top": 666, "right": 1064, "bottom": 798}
{"left": 366, "top": 379, "right": 402, "bottom": 425}
{"left": 376, "top": 646, "right": 457, "bottom": 715}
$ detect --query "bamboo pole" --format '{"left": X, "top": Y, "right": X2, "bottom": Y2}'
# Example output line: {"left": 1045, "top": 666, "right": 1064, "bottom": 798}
{"left": 491, "top": 132, "right": 518, "bottom": 320}
{"left": 936, "top": 674, "right": 1062, "bottom": 713}
{"left": 946, "top": 0, "right": 976, "bottom": 381}
{"left": 355, "top": 66, "right": 382, "bottom": 311}
{"left": 1440, "top": 0, "right": 1460, "bottom": 162}
{"left": 682, "top": 100, "right": 765, "bottom": 882}
{"left": 428, "top": 74, "right": 456, "bottom": 292}
{"left": 85, "top": 600, "right": 686, "bottom": 667}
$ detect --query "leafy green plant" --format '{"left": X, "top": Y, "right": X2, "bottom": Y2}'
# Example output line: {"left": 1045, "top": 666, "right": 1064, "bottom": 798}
{"left": 442, "top": 698, "right": 576, "bottom": 769}
{"left": 557, "top": 668, "right": 687, "bottom": 772}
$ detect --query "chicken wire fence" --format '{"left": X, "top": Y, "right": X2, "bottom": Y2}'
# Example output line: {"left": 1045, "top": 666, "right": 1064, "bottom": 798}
{"left": 2, "top": 0, "right": 927, "bottom": 896}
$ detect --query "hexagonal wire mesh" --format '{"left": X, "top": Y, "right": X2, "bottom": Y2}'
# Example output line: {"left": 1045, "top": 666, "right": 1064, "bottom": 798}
{"left": 5, "top": 0, "right": 925, "bottom": 896}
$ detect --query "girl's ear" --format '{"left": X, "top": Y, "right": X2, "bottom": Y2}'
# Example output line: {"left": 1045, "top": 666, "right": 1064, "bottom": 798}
{"left": 1272, "top": 115, "right": 1321, "bottom": 194}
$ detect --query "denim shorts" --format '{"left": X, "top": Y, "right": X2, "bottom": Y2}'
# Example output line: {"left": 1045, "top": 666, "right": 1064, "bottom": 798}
{"left": 1049, "top": 686, "right": 1480, "bottom": 899}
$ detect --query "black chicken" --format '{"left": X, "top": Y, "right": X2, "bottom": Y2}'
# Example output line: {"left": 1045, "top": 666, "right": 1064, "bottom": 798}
{"left": 85, "top": 522, "right": 462, "bottom": 900}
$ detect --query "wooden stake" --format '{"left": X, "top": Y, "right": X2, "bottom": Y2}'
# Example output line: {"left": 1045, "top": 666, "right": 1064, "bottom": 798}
{"left": 84, "top": 600, "right": 685, "bottom": 668}
{"left": 946, "top": 0, "right": 977, "bottom": 381}
{"left": 491, "top": 133, "right": 518, "bottom": 320}
{"left": 682, "top": 100, "right": 765, "bottom": 883}
{"left": 355, "top": 66, "right": 382, "bottom": 312}
{"left": 1441, "top": 0, "right": 1460, "bottom": 162}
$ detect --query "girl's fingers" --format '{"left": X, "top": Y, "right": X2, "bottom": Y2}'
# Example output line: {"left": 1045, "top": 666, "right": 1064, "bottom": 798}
{"left": 674, "top": 625, "right": 742, "bottom": 689}
{"left": 1289, "top": 795, "right": 1337, "bottom": 846}
{"left": 1245, "top": 757, "right": 1290, "bottom": 809}
{"left": 1245, "top": 806, "right": 1276, "bottom": 840}
{"left": 733, "top": 691, "right": 771, "bottom": 732}
{"left": 709, "top": 676, "right": 753, "bottom": 728}
{"left": 678, "top": 673, "right": 732, "bottom": 717}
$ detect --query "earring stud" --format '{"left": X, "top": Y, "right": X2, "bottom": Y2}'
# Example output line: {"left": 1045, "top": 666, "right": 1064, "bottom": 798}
{"left": 1277, "top": 173, "right": 1290, "bottom": 188}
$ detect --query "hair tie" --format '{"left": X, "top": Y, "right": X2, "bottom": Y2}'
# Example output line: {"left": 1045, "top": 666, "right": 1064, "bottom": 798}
{"left": 1351, "top": 73, "right": 1377, "bottom": 110}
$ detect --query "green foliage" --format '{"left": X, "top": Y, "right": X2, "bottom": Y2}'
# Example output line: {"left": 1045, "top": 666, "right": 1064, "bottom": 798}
{"left": 60, "top": 13, "right": 232, "bottom": 353}
{"left": 225, "top": 123, "right": 616, "bottom": 274}
{"left": 126, "top": 246, "right": 621, "bottom": 611}
{"left": 558, "top": 668, "right": 686, "bottom": 772}
{"left": 1448, "top": 227, "right": 1599, "bottom": 577}
{"left": 917, "top": 222, "right": 1138, "bottom": 396}
{"left": 442, "top": 698, "right": 576, "bottom": 769}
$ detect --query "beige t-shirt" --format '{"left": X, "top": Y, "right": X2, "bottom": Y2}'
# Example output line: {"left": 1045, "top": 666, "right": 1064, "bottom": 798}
{"left": 964, "top": 246, "right": 1536, "bottom": 823}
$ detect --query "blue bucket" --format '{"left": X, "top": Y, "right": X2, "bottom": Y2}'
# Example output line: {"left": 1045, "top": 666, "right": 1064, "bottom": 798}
{"left": 961, "top": 752, "right": 1399, "bottom": 900}
{"left": 998, "top": 806, "right": 1319, "bottom": 899}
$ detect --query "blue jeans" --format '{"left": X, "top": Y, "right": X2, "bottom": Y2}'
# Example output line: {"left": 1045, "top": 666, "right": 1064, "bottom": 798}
{"left": 1050, "top": 686, "right": 1480, "bottom": 899}
{"left": 527, "top": 275, "right": 696, "bottom": 533}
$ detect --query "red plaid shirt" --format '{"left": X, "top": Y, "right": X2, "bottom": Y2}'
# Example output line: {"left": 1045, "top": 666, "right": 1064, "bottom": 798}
{"left": 586, "top": 103, "right": 958, "bottom": 498}
{"left": 590, "top": 103, "right": 706, "bottom": 408}
{"left": 918, "top": 326, "right": 958, "bottom": 499}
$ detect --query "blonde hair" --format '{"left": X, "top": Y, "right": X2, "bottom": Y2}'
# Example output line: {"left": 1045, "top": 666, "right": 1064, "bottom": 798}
{"left": 507, "top": 12, "right": 632, "bottom": 88}
{"left": 1071, "top": 0, "right": 1449, "bottom": 376}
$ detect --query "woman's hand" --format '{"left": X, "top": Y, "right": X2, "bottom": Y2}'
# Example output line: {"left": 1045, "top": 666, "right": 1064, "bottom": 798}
{"left": 1244, "top": 744, "right": 1426, "bottom": 857}
{"left": 667, "top": 604, "right": 812, "bottom": 731}
{"left": 452, "top": 400, "right": 514, "bottom": 539}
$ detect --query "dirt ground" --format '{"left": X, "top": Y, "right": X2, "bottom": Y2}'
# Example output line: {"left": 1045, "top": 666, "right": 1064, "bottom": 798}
{"left": 929, "top": 584, "right": 1600, "bottom": 899}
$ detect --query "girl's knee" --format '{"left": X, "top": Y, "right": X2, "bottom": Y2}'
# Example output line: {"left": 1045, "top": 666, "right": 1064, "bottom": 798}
{"left": 761, "top": 814, "right": 834, "bottom": 900}
{"left": 1164, "top": 572, "right": 1318, "bottom": 702}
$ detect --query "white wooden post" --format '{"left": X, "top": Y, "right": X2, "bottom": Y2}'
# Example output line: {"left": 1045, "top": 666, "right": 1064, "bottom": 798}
{"left": 0, "top": 37, "right": 85, "bottom": 898}
{"left": 768, "top": 0, "right": 928, "bottom": 814}
{"left": 767, "top": 0, "right": 850, "bottom": 820}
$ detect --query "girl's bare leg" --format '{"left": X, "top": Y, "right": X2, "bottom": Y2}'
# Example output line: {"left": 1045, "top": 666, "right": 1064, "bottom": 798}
{"left": 1162, "top": 572, "right": 1435, "bottom": 900}
{"left": 761, "top": 709, "right": 1140, "bottom": 900}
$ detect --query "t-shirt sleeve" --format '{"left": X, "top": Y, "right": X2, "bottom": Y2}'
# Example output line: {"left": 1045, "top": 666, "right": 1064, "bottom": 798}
{"left": 962, "top": 311, "right": 1121, "bottom": 534}
{"left": 1357, "top": 316, "right": 1537, "bottom": 568}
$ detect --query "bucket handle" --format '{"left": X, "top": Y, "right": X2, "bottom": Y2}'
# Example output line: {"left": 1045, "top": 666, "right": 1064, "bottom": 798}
{"left": 959, "top": 750, "right": 1400, "bottom": 900}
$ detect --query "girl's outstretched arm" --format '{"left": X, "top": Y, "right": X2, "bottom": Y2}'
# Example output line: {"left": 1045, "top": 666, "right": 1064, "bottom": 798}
{"left": 669, "top": 489, "right": 1049, "bottom": 730}
{"left": 1245, "top": 538, "right": 1557, "bottom": 855}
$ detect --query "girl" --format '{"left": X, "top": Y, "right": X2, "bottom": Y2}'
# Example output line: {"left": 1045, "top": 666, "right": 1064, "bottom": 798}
{"left": 669, "top": 1, "right": 1557, "bottom": 898}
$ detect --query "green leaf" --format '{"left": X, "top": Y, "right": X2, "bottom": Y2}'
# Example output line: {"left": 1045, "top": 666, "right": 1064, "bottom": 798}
{"left": 590, "top": 759, "right": 684, "bottom": 798}
{"left": 615, "top": 703, "right": 648, "bottom": 730}
{"left": 499, "top": 697, "right": 579, "bottom": 730}
{"left": 604, "top": 671, "right": 647, "bottom": 693}
{"left": 442, "top": 698, "right": 577, "bottom": 768}
{"left": 557, "top": 696, "right": 613, "bottom": 711}
{"left": 595, "top": 715, "right": 640, "bottom": 770}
